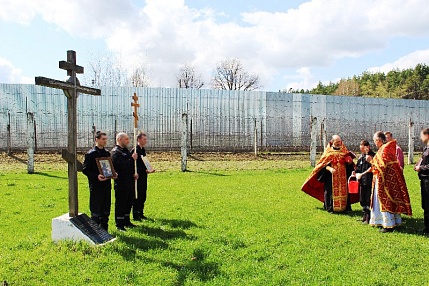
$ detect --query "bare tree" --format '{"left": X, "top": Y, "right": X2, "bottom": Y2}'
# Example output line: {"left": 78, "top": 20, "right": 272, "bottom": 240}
{"left": 129, "top": 60, "right": 150, "bottom": 87}
{"left": 85, "top": 52, "right": 128, "bottom": 87}
{"left": 212, "top": 58, "right": 260, "bottom": 91}
{"left": 176, "top": 63, "right": 204, "bottom": 89}
{"left": 84, "top": 52, "right": 151, "bottom": 88}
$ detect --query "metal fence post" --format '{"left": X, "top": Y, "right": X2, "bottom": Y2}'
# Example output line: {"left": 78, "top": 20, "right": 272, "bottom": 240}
{"left": 181, "top": 113, "right": 188, "bottom": 172}
{"left": 310, "top": 117, "right": 318, "bottom": 167}
{"left": 254, "top": 118, "right": 258, "bottom": 156}
{"left": 408, "top": 117, "right": 414, "bottom": 165}
{"left": 27, "top": 112, "right": 35, "bottom": 174}
{"left": 7, "top": 112, "right": 12, "bottom": 155}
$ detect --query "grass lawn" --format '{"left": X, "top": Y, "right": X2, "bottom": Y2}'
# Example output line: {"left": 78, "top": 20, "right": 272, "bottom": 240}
{"left": 0, "top": 158, "right": 428, "bottom": 285}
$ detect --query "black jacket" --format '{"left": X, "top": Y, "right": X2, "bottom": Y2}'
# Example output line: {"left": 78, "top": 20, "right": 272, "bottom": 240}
{"left": 419, "top": 146, "right": 429, "bottom": 179}
{"left": 82, "top": 146, "right": 112, "bottom": 190}
{"left": 111, "top": 145, "right": 135, "bottom": 185}
{"left": 131, "top": 145, "right": 147, "bottom": 177}
{"left": 355, "top": 150, "right": 376, "bottom": 186}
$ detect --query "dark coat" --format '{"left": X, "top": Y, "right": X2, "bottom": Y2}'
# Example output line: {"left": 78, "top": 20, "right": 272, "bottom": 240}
{"left": 82, "top": 146, "right": 112, "bottom": 190}
{"left": 355, "top": 150, "right": 376, "bottom": 186}
{"left": 111, "top": 145, "right": 135, "bottom": 185}
{"left": 419, "top": 146, "right": 429, "bottom": 179}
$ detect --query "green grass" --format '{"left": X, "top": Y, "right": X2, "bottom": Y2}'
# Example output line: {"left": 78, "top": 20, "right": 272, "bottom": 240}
{"left": 0, "top": 164, "right": 427, "bottom": 285}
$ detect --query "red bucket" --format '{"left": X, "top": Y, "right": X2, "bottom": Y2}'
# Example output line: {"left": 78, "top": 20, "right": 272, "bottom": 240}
{"left": 348, "top": 176, "right": 359, "bottom": 194}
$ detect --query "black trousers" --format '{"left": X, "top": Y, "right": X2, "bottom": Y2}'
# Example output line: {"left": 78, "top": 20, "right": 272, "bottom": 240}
{"left": 421, "top": 179, "right": 429, "bottom": 228}
{"left": 114, "top": 182, "right": 134, "bottom": 228}
{"left": 324, "top": 183, "right": 334, "bottom": 212}
{"left": 324, "top": 183, "right": 352, "bottom": 212}
{"left": 360, "top": 185, "right": 372, "bottom": 210}
{"left": 89, "top": 187, "right": 111, "bottom": 231}
{"left": 133, "top": 177, "right": 148, "bottom": 219}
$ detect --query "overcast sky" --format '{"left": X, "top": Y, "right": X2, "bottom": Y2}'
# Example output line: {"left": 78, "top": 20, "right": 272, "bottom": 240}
{"left": 1, "top": 0, "right": 429, "bottom": 91}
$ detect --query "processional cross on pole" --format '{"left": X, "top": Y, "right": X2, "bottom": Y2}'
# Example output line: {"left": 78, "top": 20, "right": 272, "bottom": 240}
{"left": 131, "top": 93, "right": 139, "bottom": 199}
{"left": 35, "top": 50, "right": 101, "bottom": 217}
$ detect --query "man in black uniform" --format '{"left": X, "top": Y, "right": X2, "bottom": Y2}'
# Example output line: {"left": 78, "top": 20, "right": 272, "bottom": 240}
{"left": 415, "top": 128, "right": 429, "bottom": 233}
{"left": 132, "top": 132, "right": 155, "bottom": 221}
{"left": 111, "top": 132, "right": 138, "bottom": 231}
{"left": 82, "top": 131, "right": 115, "bottom": 231}
{"left": 354, "top": 140, "right": 375, "bottom": 224}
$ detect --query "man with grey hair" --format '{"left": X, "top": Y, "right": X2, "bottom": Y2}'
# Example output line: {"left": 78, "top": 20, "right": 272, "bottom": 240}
{"left": 111, "top": 132, "right": 138, "bottom": 231}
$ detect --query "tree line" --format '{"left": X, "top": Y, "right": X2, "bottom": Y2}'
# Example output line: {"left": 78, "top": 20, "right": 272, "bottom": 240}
{"left": 290, "top": 63, "right": 429, "bottom": 100}
{"left": 84, "top": 53, "right": 260, "bottom": 91}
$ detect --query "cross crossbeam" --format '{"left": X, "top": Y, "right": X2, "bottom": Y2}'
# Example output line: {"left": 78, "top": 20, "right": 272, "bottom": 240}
{"left": 35, "top": 77, "right": 100, "bottom": 96}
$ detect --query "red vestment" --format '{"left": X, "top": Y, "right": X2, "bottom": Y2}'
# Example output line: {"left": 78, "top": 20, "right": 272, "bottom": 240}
{"left": 302, "top": 143, "right": 359, "bottom": 212}
{"left": 371, "top": 140, "right": 412, "bottom": 215}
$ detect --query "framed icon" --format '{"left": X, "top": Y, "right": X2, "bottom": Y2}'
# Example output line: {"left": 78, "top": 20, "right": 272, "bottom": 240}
{"left": 96, "top": 157, "right": 116, "bottom": 179}
{"left": 141, "top": 156, "right": 154, "bottom": 172}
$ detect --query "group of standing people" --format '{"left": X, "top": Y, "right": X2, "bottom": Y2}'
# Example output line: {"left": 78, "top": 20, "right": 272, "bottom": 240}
{"left": 82, "top": 131, "right": 154, "bottom": 232}
{"left": 303, "top": 129, "right": 429, "bottom": 234}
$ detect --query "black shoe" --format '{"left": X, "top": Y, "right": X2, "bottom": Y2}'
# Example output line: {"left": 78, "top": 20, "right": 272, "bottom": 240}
{"left": 141, "top": 215, "right": 148, "bottom": 220}
{"left": 420, "top": 228, "right": 429, "bottom": 235}
{"left": 362, "top": 213, "right": 370, "bottom": 225}
{"left": 117, "top": 226, "right": 126, "bottom": 232}
{"left": 133, "top": 217, "right": 142, "bottom": 222}
{"left": 379, "top": 227, "right": 395, "bottom": 233}
{"left": 126, "top": 222, "right": 137, "bottom": 228}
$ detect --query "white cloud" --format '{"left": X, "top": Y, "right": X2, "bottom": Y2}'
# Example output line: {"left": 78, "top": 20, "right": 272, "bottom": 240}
{"left": 1, "top": 0, "right": 429, "bottom": 88}
{"left": 0, "top": 57, "right": 32, "bottom": 84}
{"left": 368, "top": 49, "right": 429, "bottom": 73}
{"left": 284, "top": 67, "right": 316, "bottom": 91}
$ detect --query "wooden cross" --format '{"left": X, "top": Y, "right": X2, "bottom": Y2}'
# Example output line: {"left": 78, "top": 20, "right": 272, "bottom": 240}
{"left": 35, "top": 50, "right": 101, "bottom": 217}
{"left": 131, "top": 93, "right": 140, "bottom": 127}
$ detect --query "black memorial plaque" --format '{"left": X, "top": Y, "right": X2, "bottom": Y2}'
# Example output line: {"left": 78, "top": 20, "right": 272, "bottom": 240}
{"left": 70, "top": 214, "right": 114, "bottom": 244}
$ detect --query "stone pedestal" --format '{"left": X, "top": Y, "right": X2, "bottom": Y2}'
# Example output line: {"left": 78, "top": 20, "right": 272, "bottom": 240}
{"left": 52, "top": 213, "right": 116, "bottom": 245}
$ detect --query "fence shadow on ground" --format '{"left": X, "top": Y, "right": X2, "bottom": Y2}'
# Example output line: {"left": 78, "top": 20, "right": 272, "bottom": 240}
{"left": 188, "top": 154, "right": 205, "bottom": 161}
{"left": 7, "top": 154, "right": 26, "bottom": 164}
{"left": 34, "top": 172, "right": 67, "bottom": 179}
{"left": 185, "top": 170, "right": 230, "bottom": 177}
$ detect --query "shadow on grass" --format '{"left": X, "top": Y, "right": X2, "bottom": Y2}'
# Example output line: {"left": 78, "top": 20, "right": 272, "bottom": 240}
{"left": 8, "top": 154, "right": 26, "bottom": 164}
{"left": 113, "top": 233, "right": 169, "bottom": 260}
{"left": 188, "top": 154, "right": 205, "bottom": 161}
{"left": 158, "top": 218, "right": 199, "bottom": 229}
{"left": 160, "top": 248, "right": 221, "bottom": 285}
{"left": 115, "top": 218, "right": 199, "bottom": 261}
{"left": 185, "top": 170, "right": 230, "bottom": 177}
{"left": 140, "top": 225, "right": 194, "bottom": 240}
{"left": 396, "top": 217, "right": 426, "bottom": 235}
{"left": 317, "top": 206, "right": 428, "bottom": 236}
{"left": 316, "top": 206, "right": 362, "bottom": 217}
{"left": 34, "top": 172, "right": 67, "bottom": 179}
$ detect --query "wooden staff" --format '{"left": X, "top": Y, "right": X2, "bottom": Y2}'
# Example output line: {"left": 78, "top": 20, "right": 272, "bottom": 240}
{"left": 131, "top": 93, "right": 140, "bottom": 199}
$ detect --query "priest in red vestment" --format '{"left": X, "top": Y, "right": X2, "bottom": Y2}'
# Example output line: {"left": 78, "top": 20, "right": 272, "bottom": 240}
{"left": 302, "top": 135, "right": 359, "bottom": 213}
{"left": 357, "top": 131, "right": 412, "bottom": 233}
